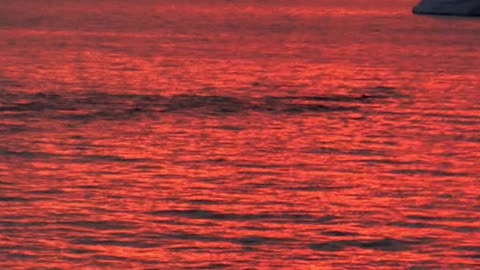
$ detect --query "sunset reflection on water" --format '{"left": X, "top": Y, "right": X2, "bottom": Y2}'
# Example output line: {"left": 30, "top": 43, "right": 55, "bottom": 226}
{"left": 1, "top": 0, "right": 479, "bottom": 269}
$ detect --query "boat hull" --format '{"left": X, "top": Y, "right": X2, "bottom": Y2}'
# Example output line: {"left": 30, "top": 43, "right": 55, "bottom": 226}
{"left": 413, "top": 0, "right": 480, "bottom": 16}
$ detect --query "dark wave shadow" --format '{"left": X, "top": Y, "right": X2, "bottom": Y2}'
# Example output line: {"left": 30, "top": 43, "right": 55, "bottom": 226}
{"left": 310, "top": 237, "right": 428, "bottom": 252}
{"left": 149, "top": 209, "right": 337, "bottom": 224}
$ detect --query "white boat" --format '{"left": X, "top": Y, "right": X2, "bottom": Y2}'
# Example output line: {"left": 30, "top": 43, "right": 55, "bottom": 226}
{"left": 413, "top": 0, "right": 480, "bottom": 16}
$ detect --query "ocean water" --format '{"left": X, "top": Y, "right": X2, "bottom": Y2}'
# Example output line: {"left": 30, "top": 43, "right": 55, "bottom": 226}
{"left": 1, "top": 0, "right": 479, "bottom": 269}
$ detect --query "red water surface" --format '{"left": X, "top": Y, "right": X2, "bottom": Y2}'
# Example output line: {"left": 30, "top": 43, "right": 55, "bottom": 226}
{"left": 0, "top": 0, "right": 479, "bottom": 269}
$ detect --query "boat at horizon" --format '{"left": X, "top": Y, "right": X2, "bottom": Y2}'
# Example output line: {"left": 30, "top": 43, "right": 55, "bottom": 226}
{"left": 413, "top": 0, "right": 480, "bottom": 16}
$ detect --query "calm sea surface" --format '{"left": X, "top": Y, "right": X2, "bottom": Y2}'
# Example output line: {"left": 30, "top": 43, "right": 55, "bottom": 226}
{"left": 1, "top": 0, "right": 479, "bottom": 269}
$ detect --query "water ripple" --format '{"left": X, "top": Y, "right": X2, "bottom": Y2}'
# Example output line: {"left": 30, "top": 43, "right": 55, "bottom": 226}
{"left": 310, "top": 237, "right": 428, "bottom": 252}
{"left": 149, "top": 209, "right": 337, "bottom": 224}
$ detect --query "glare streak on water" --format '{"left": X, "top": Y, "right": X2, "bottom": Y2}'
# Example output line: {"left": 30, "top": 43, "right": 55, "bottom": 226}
{"left": 1, "top": 0, "right": 480, "bottom": 269}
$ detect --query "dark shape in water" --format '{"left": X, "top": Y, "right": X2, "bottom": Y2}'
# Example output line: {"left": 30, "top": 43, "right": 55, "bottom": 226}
{"left": 413, "top": 0, "right": 480, "bottom": 16}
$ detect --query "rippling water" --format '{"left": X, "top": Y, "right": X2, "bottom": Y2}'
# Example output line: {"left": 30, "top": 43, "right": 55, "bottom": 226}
{"left": 1, "top": 0, "right": 479, "bottom": 269}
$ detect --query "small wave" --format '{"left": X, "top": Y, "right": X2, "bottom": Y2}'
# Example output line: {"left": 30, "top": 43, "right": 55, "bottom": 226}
{"left": 322, "top": 230, "right": 360, "bottom": 237}
{"left": 153, "top": 231, "right": 293, "bottom": 249}
{"left": 74, "top": 154, "right": 148, "bottom": 163}
{"left": 195, "top": 263, "right": 231, "bottom": 269}
{"left": 230, "top": 236, "right": 289, "bottom": 247}
{"left": 0, "top": 196, "right": 32, "bottom": 203}
{"left": 0, "top": 147, "right": 146, "bottom": 164}
{"left": 56, "top": 220, "right": 138, "bottom": 231}
{"left": 0, "top": 79, "right": 23, "bottom": 88}
{"left": 71, "top": 238, "right": 161, "bottom": 248}
{"left": 310, "top": 237, "right": 426, "bottom": 252}
{"left": 0, "top": 124, "right": 29, "bottom": 134}
{"left": 392, "top": 221, "right": 479, "bottom": 233}
{"left": 66, "top": 248, "right": 96, "bottom": 255}
{"left": 162, "top": 232, "right": 224, "bottom": 243}
{"left": 149, "top": 209, "right": 337, "bottom": 224}
{"left": 0, "top": 149, "right": 56, "bottom": 159}
{"left": 307, "top": 147, "right": 386, "bottom": 156}
{"left": 455, "top": 245, "right": 480, "bottom": 252}
{"left": 29, "top": 189, "right": 65, "bottom": 195}
{"left": 389, "top": 169, "right": 470, "bottom": 177}
{"left": 0, "top": 220, "right": 49, "bottom": 227}
{"left": 5, "top": 252, "right": 36, "bottom": 260}
{"left": 406, "top": 214, "right": 478, "bottom": 223}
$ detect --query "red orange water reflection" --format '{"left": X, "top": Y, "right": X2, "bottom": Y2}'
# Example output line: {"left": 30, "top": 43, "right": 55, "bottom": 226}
{"left": 1, "top": 0, "right": 480, "bottom": 269}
